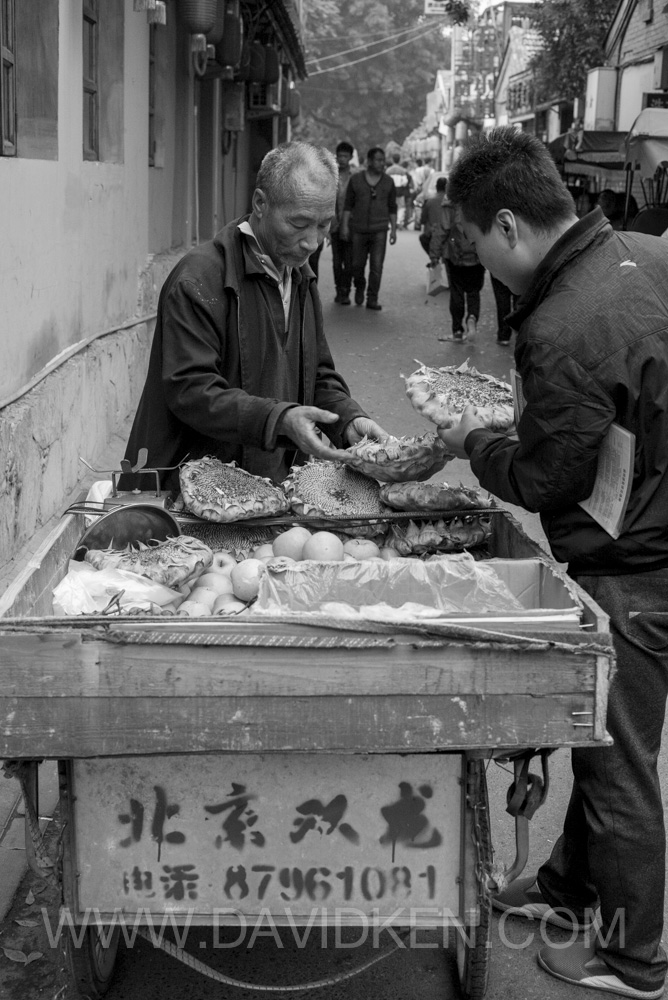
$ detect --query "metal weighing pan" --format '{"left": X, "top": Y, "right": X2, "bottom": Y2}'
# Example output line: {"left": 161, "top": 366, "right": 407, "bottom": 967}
{"left": 72, "top": 502, "right": 181, "bottom": 560}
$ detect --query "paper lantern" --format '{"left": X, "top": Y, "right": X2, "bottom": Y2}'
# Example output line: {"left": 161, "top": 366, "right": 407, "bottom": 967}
{"left": 177, "top": 0, "right": 218, "bottom": 35}
{"left": 207, "top": 0, "right": 226, "bottom": 44}
{"left": 215, "top": 2, "right": 243, "bottom": 69}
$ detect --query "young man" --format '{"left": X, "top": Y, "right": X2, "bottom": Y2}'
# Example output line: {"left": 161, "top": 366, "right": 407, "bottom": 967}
{"left": 439, "top": 126, "right": 668, "bottom": 1000}
{"left": 119, "top": 141, "right": 387, "bottom": 492}
{"left": 340, "top": 147, "right": 397, "bottom": 311}
{"left": 329, "top": 140, "right": 356, "bottom": 304}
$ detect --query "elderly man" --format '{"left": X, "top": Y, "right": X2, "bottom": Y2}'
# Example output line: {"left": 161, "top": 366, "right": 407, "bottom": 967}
{"left": 439, "top": 127, "right": 668, "bottom": 1000}
{"left": 119, "top": 141, "right": 387, "bottom": 492}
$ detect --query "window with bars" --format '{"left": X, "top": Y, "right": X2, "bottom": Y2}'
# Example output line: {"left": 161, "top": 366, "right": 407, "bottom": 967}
{"left": 0, "top": 0, "right": 16, "bottom": 156}
{"left": 83, "top": 0, "right": 98, "bottom": 160}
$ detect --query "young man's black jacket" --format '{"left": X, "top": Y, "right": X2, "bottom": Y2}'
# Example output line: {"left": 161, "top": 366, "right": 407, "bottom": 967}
{"left": 465, "top": 208, "right": 668, "bottom": 574}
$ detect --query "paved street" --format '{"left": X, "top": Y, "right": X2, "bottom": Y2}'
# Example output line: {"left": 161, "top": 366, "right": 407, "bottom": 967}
{"left": 1, "top": 228, "right": 667, "bottom": 999}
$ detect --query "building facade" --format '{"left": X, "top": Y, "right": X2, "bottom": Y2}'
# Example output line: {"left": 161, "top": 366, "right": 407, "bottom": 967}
{"left": 0, "top": 0, "right": 305, "bottom": 576}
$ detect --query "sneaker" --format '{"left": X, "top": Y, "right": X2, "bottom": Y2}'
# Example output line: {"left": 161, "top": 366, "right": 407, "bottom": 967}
{"left": 466, "top": 315, "right": 477, "bottom": 340}
{"left": 340, "top": 293, "right": 351, "bottom": 305}
{"left": 492, "top": 876, "right": 595, "bottom": 932}
{"left": 538, "top": 941, "right": 664, "bottom": 999}
{"left": 366, "top": 301, "right": 382, "bottom": 311}
{"left": 452, "top": 328, "right": 465, "bottom": 342}
{"left": 497, "top": 337, "right": 511, "bottom": 346}
{"left": 354, "top": 289, "right": 364, "bottom": 306}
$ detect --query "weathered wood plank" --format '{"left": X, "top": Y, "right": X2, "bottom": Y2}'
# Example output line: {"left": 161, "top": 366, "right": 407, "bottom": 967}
{"left": 0, "top": 693, "right": 600, "bottom": 757}
{"left": 0, "top": 632, "right": 598, "bottom": 698}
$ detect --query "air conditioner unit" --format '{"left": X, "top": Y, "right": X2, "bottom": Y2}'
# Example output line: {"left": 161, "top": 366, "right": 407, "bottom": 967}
{"left": 654, "top": 46, "right": 668, "bottom": 90}
{"left": 222, "top": 82, "right": 245, "bottom": 131}
{"left": 584, "top": 66, "right": 617, "bottom": 131}
{"left": 247, "top": 82, "right": 281, "bottom": 118}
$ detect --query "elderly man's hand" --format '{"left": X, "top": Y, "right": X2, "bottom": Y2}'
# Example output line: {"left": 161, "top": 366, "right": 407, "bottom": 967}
{"left": 280, "top": 406, "right": 352, "bottom": 462}
{"left": 344, "top": 416, "right": 390, "bottom": 447}
{"left": 437, "top": 405, "right": 485, "bottom": 458}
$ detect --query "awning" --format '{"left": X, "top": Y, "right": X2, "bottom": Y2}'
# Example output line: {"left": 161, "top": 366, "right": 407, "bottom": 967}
{"left": 548, "top": 130, "right": 626, "bottom": 171}
{"left": 623, "top": 108, "right": 668, "bottom": 179}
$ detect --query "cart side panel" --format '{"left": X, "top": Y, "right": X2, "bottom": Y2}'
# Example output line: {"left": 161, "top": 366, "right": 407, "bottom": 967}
{"left": 64, "top": 754, "right": 463, "bottom": 923}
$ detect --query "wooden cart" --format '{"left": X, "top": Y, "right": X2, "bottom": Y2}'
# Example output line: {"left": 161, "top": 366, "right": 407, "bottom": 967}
{"left": 0, "top": 507, "right": 614, "bottom": 999}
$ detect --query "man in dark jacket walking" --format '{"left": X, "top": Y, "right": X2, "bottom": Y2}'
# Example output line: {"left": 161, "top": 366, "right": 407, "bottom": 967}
{"left": 119, "top": 141, "right": 387, "bottom": 491}
{"left": 340, "top": 147, "right": 397, "bottom": 311}
{"left": 439, "top": 127, "right": 668, "bottom": 1000}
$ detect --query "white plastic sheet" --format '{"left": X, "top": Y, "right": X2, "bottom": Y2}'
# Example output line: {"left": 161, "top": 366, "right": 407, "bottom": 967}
{"left": 255, "top": 552, "right": 524, "bottom": 620}
{"left": 53, "top": 560, "right": 181, "bottom": 615}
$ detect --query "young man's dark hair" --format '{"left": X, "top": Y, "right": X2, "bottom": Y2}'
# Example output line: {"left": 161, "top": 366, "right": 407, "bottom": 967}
{"left": 435, "top": 176, "right": 447, "bottom": 193}
{"left": 447, "top": 127, "right": 575, "bottom": 233}
{"left": 366, "top": 146, "right": 384, "bottom": 161}
{"left": 335, "top": 140, "right": 354, "bottom": 156}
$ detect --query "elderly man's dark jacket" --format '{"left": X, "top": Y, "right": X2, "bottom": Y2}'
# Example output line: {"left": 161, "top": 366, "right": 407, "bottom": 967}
{"left": 120, "top": 218, "right": 365, "bottom": 491}
{"left": 464, "top": 208, "right": 668, "bottom": 573}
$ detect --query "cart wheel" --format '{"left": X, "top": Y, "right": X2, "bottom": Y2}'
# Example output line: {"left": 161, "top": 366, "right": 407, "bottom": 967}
{"left": 67, "top": 926, "right": 120, "bottom": 998}
{"left": 455, "top": 758, "right": 492, "bottom": 1000}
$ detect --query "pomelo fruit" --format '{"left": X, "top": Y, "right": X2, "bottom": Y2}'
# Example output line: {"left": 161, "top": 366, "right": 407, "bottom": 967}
{"left": 253, "top": 543, "right": 275, "bottom": 560}
{"left": 176, "top": 600, "right": 211, "bottom": 617}
{"left": 213, "top": 594, "right": 247, "bottom": 614}
{"left": 302, "top": 531, "right": 345, "bottom": 562}
{"left": 195, "top": 573, "right": 234, "bottom": 596}
{"left": 273, "top": 526, "right": 312, "bottom": 561}
{"left": 212, "top": 551, "right": 236, "bottom": 571}
{"left": 187, "top": 587, "right": 219, "bottom": 611}
{"left": 230, "top": 558, "right": 266, "bottom": 601}
{"left": 343, "top": 538, "right": 381, "bottom": 561}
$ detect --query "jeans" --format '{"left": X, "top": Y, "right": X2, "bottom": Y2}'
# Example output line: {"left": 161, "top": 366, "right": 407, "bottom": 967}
{"left": 330, "top": 233, "right": 352, "bottom": 295}
{"left": 538, "top": 568, "right": 668, "bottom": 991}
{"left": 444, "top": 261, "right": 485, "bottom": 333}
{"left": 351, "top": 230, "right": 387, "bottom": 303}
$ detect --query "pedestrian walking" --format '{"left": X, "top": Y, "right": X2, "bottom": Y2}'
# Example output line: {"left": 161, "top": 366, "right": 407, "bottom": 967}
{"left": 439, "top": 125, "right": 668, "bottom": 1000}
{"left": 386, "top": 152, "right": 411, "bottom": 229}
{"left": 340, "top": 147, "right": 397, "bottom": 311}
{"left": 429, "top": 194, "right": 485, "bottom": 341}
{"left": 401, "top": 160, "right": 416, "bottom": 229}
{"left": 330, "top": 140, "right": 356, "bottom": 304}
{"left": 419, "top": 176, "right": 447, "bottom": 255}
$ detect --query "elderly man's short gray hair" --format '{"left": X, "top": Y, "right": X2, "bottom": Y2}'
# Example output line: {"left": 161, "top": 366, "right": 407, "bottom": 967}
{"left": 256, "top": 141, "right": 337, "bottom": 206}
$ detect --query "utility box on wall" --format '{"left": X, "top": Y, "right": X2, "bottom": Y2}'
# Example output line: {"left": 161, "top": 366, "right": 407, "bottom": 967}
{"left": 584, "top": 67, "right": 617, "bottom": 131}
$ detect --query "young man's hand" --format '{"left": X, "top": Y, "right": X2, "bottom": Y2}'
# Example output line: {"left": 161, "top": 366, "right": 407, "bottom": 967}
{"left": 437, "top": 405, "right": 485, "bottom": 458}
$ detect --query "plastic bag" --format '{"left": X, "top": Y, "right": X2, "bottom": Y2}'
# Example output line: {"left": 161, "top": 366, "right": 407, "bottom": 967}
{"left": 254, "top": 552, "right": 524, "bottom": 620}
{"left": 53, "top": 560, "right": 182, "bottom": 615}
{"left": 426, "top": 262, "right": 448, "bottom": 297}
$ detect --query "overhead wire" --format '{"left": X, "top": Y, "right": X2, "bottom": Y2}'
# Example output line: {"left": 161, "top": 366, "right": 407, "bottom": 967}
{"left": 305, "top": 20, "right": 440, "bottom": 65}
{"left": 307, "top": 21, "right": 449, "bottom": 77}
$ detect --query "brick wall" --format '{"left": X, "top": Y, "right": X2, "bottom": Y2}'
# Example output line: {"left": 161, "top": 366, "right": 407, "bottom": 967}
{"left": 612, "top": 4, "right": 668, "bottom": 64}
